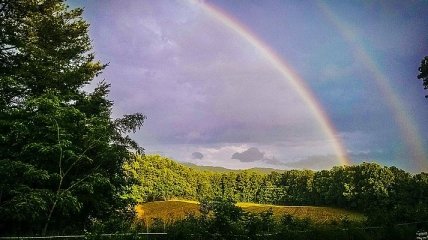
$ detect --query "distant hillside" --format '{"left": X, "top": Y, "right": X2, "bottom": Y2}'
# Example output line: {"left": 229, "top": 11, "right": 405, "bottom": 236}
{"left": 181, "top": 162, "right": 285, "bottom": 174}
{"left": 180, "top": 162, "right": 238, "bottom": 172}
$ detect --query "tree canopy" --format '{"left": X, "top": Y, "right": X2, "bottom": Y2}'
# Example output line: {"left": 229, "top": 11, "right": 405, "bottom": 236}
{"left": 0, "top": 0, "right": 145, "bottom": 235}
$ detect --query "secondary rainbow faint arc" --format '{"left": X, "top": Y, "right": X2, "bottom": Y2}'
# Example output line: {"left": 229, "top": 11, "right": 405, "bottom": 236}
{"left": 317, "top": 2, "right": 427, "bottom": 170}
{"left": 189, "top": 0, "right": 350, "bottom": 165}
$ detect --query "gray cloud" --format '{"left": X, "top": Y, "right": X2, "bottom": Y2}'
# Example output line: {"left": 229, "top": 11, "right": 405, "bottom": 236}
{"left": 232, "top": 147, "right": 265, "bottom": 162}
{"left": 192, "top": 152, "right": 204, "bottom": 160}
{"left": 80, "top": 0, "right": 329, "bottom": 147}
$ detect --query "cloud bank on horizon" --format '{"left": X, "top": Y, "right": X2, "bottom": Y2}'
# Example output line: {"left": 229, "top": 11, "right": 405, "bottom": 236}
{"left": 68, "top": 0, "right": 428, "bottom": 171}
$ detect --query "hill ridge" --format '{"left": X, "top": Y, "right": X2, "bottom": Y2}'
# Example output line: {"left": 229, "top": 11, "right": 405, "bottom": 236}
{"left": 181, "top": 161, "right": 285, "bottom": 174}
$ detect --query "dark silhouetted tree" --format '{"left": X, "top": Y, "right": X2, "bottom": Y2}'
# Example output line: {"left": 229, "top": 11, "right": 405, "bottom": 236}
{"left": 418, "top": 56, "right": 428, "bottom": 97}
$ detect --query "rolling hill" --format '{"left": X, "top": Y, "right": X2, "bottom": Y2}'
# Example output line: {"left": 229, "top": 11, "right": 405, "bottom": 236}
{"left": 181, "top": 162, "right": 286, "bottom": 174}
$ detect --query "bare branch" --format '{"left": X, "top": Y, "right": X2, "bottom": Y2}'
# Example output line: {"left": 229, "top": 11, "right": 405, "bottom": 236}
{"left": 66, "top": 164, "right": 101, "bottom": 192}
{"left": 53, "top": 119, "right": 63, "bottom": 177}
{"left": 0, "top": 46, "right": 16, "bottom": 51}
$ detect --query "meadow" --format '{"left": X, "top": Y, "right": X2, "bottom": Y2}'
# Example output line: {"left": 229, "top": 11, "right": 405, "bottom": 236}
{"left": 135, "top": 200, "right": 365, "bottom": 227}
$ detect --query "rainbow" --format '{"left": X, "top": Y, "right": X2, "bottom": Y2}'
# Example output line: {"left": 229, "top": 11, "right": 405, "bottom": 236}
{"left": 189, "top": 1, "right": 350, "bottom": 165}
{"left": 318, "top": 2, "right": 427, "bottom": 171}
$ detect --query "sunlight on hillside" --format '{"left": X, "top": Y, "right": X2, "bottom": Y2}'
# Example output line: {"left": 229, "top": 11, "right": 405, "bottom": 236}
{"left": 135, "top": 201, "right": 201, "bottom": 226}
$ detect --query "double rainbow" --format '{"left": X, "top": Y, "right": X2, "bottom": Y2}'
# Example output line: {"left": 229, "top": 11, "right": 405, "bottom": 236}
{"left": 190, "top": 1, "right": 350, "bottom": 166}
{"left": 318, "top": 2, "right": 427, "bottom": 170}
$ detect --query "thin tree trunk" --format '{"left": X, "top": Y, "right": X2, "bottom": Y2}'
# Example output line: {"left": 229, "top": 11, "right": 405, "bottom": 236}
{"left": 42, "top": 199, "right": 58, "bottom": 236}
{"left": 42, "top": 176, "right": 63, "bottom": 236}
{"left": 42, "top": 121, "right": 100, "bottom": 235}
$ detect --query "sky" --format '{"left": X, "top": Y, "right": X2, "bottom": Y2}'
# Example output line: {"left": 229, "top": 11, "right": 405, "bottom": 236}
{"left": 68, "top": 0, "right": 428, "bottom": 172}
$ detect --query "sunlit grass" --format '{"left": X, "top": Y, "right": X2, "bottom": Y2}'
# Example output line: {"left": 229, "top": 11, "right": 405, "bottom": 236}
{"left": 135, "top": 200, "right": 200, "bottom": 226}
{"left": 236, "top": 202, "right": 280, "bottom": 208}
{"left": 135, "top": 200, "right": 366, "bottom": 226}
{"left": 237, "top": 202, "right": 365, "bottom": 223}
{"left": 168, "top": 199, "right": 199, "bottom": 204}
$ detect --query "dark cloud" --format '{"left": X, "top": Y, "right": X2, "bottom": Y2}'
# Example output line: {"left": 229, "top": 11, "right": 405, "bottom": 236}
{"left": 192, "top": 152, "right": 204, "bottom": 160}
{"left": 232, "top": 147, "right": 265, "bottom": 162}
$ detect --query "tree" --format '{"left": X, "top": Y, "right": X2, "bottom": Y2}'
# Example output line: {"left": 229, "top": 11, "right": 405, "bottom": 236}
{"left": 352, "top": 163, "right": 394, "bottom": 212}
{"left": 200, "top": 197, "right": 245, "bottom": 235}
{"left": 0, "top": 0, "right": 145, "bottom": 235}
{"left": 123, "top": 155, "right": 198, "bottom": 202}
{"left": 280, "top": 169, "right": 314, "bottom": 205}
{"left": 418, "top": 56, "right": 428, "bottom": 98}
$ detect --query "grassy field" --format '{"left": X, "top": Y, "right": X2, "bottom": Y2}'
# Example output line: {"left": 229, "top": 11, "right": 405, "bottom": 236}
{"left": 135, "top": 200, "right": 365, "bottom": 226}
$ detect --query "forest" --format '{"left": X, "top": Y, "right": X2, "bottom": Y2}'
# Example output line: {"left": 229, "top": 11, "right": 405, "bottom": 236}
{"left": 1, "top": 0, "right": 428, "bottom": 239}
{"left": 125, "top": 155, "right": 428, "bottom": 224}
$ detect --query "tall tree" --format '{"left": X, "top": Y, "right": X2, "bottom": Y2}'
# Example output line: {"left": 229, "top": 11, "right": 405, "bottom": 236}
{"left": 418, "top": 56, "right": 428, "bottom": 97}
{"left": 0, "top": 0, "right": 145, "bottom": 235}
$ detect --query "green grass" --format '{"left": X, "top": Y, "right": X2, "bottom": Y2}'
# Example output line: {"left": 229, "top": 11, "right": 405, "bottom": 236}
{"left": 135, "top": 200, "right": 365, "bottom": 226}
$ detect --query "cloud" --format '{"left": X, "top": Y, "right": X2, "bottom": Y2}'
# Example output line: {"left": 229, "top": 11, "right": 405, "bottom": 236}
{"left": 232, "top": 147, "right": 265, "bottom": 162}
{"left": 82, "top": 0, "right": 333, "bottom": 147}
{"left": 143, "top": 140, "right": 342, "bottom": 170}
{"left": 192, "top": 151, "right": 204, "bottom": 159}
{"left": 72, "top": 0, "right": 428, "bottom": 172}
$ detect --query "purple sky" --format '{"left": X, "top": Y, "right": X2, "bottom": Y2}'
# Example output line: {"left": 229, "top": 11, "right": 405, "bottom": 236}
{"left": 68, "top": 0, "right": 428, "bottom": 172}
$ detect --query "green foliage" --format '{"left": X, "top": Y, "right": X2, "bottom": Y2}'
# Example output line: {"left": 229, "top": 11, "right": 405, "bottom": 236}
{"left": 418, "top": 56, "right": 428, "bottom": 97}
{"left": 164, "top": 201, "right": 420, "bottom": 239}
{"left": 137, "top": 200, "right": 366, "bottom": 226}
{"left": 281, "top": 169, "right": 315, "bottom": 205}
{"left": 123, "top": 155, "right": 198, "bottom": 202}
{"left": 0, "top": 0, "right": 144, "bottom": 235}
{"left": 127, "top": 155, "right": 428, "bottom": 229}
{"left": 200, "top": 197, "right": 245, "bottom": 235}
{"left": 243, "top": 208, "right": 275, "bottom": 235}
{"left": 128, "top": 158, "right": 426, "bottom": 239}
{"left": 164, "top": 199, "right": 378, "bottom": 240}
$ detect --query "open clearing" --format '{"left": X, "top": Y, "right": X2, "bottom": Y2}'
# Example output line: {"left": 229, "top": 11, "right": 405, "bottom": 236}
{"left": 135, "top": 200, "right": 365, "bottom": 226}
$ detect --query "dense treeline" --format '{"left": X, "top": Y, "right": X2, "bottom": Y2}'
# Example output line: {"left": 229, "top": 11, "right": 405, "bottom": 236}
{"left": 125, "top": 155, "right": 428, "bottom": 223}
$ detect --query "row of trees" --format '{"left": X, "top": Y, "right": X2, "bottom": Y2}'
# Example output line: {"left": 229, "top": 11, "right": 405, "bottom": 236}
{"left": 125, "top": 155, "right": 428, "bottom": 223}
